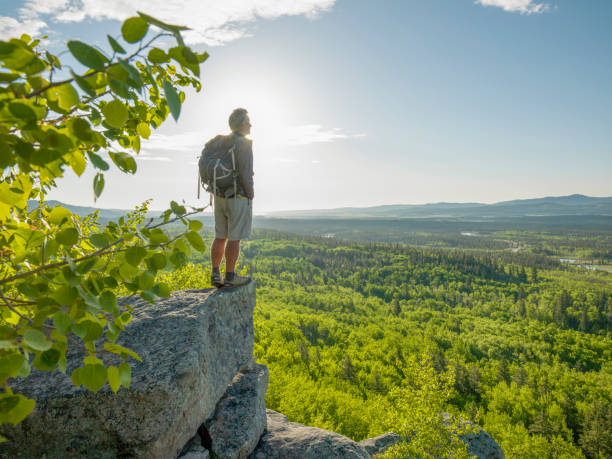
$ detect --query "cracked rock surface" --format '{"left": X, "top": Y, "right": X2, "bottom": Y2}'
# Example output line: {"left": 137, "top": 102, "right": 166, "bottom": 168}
{"left": 249, "top": 409, "right": 371, "bottom": 459}
{"left": 0, "top": 283, "right": 255, "bottom": 459}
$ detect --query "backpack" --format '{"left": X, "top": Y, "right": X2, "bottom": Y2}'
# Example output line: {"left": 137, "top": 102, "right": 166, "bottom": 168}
{"left": 198, "top": 135, "right": 238, "bottom": 199}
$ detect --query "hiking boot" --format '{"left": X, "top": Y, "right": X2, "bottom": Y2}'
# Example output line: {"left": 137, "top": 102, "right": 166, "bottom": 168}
{"left": 224, "top": 274, "right": 252, "bottom": 289}
{"left": 211, "top": 270, "right": 223, "bottom": 288}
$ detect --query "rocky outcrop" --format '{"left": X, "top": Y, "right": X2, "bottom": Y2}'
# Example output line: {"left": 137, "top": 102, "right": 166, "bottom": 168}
{"left": 457, "top": 422, "right": 505, "bottom": 459}
{"left": 358, "top": 432, "right": 402, "bottom": 456}
{"left": 249, "top": 409, "right": 371, "bottom": 459}
{"left": 358, "top": 422, "right": 505, "bottom": 459}
{"left": 204, "top": 362, "right": 268, "bottom": 459}
{"left": 0, "top": 283, "right": 256, "bottom": 459}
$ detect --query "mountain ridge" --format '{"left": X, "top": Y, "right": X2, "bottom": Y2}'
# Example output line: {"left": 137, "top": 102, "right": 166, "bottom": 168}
{"left": 30, "top": 194, "right": 612, "bottom": 219}
{"left": 267, "top": 194, "right": 612, "bottom": 218}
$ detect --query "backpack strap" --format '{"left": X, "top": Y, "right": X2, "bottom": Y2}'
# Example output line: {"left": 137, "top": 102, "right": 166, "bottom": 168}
{"left": 213, "top": 158, "right": 221, "bottom": 199}
{"left": 197, "top": 167, "right": 201, "bottom": 200}
{"left": 230, "top": 144, "right": 237, "bottom": 199}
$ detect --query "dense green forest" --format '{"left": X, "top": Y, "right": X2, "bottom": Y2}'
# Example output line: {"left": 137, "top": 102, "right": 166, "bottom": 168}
{"left": 251, "top": 216, "right": 612, "bottom": 266}
{"left": 171, "top": 228, "right": 611, "bottom": 458}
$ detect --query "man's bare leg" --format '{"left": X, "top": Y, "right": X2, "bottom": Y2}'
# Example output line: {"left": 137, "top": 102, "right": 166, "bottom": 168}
{"left": 224, "top": 240, "right": 241, "bottom": 273}
{"left": 211, "top": 237, "right": 227, "bottom": 268}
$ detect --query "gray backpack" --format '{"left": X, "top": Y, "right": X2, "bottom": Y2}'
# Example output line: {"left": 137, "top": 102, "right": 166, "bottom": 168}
{"left": 198, "top": 135, "right": 238, "bottom": 198}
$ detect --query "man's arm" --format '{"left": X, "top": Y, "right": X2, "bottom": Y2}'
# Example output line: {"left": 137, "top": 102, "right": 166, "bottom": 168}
{"left": 236, "top": 139, "right": 254, "bottom": 199}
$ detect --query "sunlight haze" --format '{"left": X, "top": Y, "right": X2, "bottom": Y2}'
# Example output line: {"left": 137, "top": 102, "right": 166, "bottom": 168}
{"left": 2, "top": 0, "right": 610, "bottom": 212}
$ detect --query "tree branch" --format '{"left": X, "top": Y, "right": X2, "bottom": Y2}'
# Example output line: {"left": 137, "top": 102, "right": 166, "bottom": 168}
{"left": 25, "top": 33, "right": 173, "bottom": 100}
{"left": 0, "top": 206, "right": 207, "bottom": 286}
{"left": 0, "top": 290, "right": 32, "bottom": 324}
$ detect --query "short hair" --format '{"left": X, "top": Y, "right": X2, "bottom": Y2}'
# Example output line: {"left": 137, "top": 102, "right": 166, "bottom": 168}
{"left": 229, "top": 108, "right": 248, "bottom": 132}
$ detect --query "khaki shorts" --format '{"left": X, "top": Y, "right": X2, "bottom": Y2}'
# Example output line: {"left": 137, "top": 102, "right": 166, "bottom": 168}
{"left": 214, "top": 195, "right": 252, "bottom": 240}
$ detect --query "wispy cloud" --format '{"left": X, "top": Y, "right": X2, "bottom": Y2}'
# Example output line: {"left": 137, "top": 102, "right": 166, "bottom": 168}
{"left": 1, "top": 0, "right": 335, "bottom": 44}
{"left": 141, "top": 132, "right": 205, "bottom": 154}
{"left": 136, "top": 154, "right": 172, "bottom": 162}
{"left": 475, "top": 0, "right": 550, "bottom": 14}
{"left": 281, "top": 124, "right": 365, "bottom": 146}
{"left": 0, "top": 15, "right": 47, "bottom": 39}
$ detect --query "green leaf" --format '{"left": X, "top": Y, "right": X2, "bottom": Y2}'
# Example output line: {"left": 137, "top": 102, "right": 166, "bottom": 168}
{"left": 68, "top": 117, "right": 94, "bottom": 142}
{"left": 168, "top": 46, "right": 199, "bottom": 77}
{"left": 147, "top": 48, "right": 169, "bottom": 64}
{"left": 103, "top": 276, "right": 119, "bottom": 289}
{"left": 119, "top": 362, "right": 131, "bottom": 388}
{"left": 138, "top": 271, "right": 155, "bottom": 290}
{"left": 107, "top": 322, "right": 120, "bottom": 342}
{"left": 76, "top": 257, "right": 97, "bottom": 274}
{"left": 56, "top": 227, "right": 79, "bottom": 246}
{"left": 119, "top": 262, "right": 138, "bottom": 280}
{"left": 79, "top": 364, "right": 107, "bottom": 392}
{"left": 136, "top": 122, "right": 151, "bottom": 139}
{"left": 170, "top": 200, "right": 186, "bottom": 216}
{"left": 173, "top": 238, "right": 190, "bottom": 255}
{"left": 188, "top": 220, "right": 203, "bottom": 231}
{"left": 103, "top": 343, "right": 142, "bottom": 362}
{"left": 152, "top": 282, "right": 171, "bottom": 298}
{"left": 67, "top": 40, "right": 108, "bottom": 70}
{"left": 33, "top": 348, "right": 60, "bottom": 371}
{"left": 137, "top": 12, "right": 189, "bottom": 32}
{"left": 0, "top": 353, "right": 25, "bottom": 376}
{"left": 147, "top": 228, "right": 169, "bottom": 245}
{"left": 89, "top": 232, "right": 110, "bottom": 248}
{"left": 118, "top": 59, "right": 143, "bottom": 88}
{"left": 121, "top": 17, "right": 149, "bottom": 43}
{"left": 0, "top": 72, "right": 19, "bottom": 83}
{"left": 126, "top": 245, "right": 147, "bottom": 267}
{"left": 169, "top": 251, "right": 188, "bottom": 268}
{"left": 71, "top": 320, "right": 103, "bottom": 342}
{"left": 140, "top": 290, "right": 156, "bottom": 302}
{"left": 23, "top": 329, "right": 52, "bottom": 351}
{"left": 87, "top": 152, "right": 110, "bottom": 171}
{"left": 119, "top": 312, "right": 132, "bottom": 326}
{"left": 103, "top": 99, "right": 129, "bottom": 128}
{"left": 17, "top": 359, "right": 30, "bottom": 378}
{"left": 107, "top": 35, "right": 126, "bottom": 54}
{"left": 53, "top": 311, "right": 72, "bottom": 335}
{"left": 162, "top": 78, "right": 181, "bottom": 121}
{"left": 108, "top": 365, "right": 120, "bottom": 393}
{"left": 70, "top": 71, "right": 97, "bottom": 97}
{"left": 109, "top": 78, "right": 131, "bottom": 99}
{"left": 0, "top": 326, "right": 17, "bottom": 341}
{"left": 0, "top": 394, "right": 35, "bottom": 425}
{"left": 78, "top": 289, "right": 101, "bottom": 314}
{"left": 148, "top": 253, "right": 167, "bottom": 270}
{"left": 6, "top": 102, "right": 34, "bottom": 128}
{"left": 71, "top": 367, "right": 82, "bottom": 386}
{"left": 99, "top": 291, "right": 117, "bottom": 314}
{"left": 197, "top": 51, "right": 209, "bottom": 63}
{"left": 186, "top": 231, "right": 206, "bottom": 252}
{"left": 52, "top": 285, "right": 78, "bottom": 306}
{"left": 48, "top": 83, "right": 80, "bottom": 111}
{"left": 0, "top": 396, "right": 18, "bottom": 415}
{"left": 93, "top": 172, "right": 105, "bottom": 199}
{"left": 109, "top": 152, "right": 137, "bottom": 174}
{"left": 48, "top": 206, "right": 72, "bottom": 225}
{"left": 83, "top": 355, "right": 103, "bottom": 365}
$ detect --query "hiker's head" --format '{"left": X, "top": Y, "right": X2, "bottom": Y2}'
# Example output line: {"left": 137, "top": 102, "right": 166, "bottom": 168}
{"left": 229, "top": 108, "right": 250, "bottom": 135}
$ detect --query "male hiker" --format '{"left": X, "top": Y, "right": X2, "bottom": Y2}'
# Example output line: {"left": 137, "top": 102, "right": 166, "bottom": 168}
{"left": 202, "top": 108, "right": 254, "bottom": 288}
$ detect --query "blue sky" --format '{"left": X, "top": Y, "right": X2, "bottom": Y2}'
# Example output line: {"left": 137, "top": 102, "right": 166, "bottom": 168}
{"left": 1, "top": 0, "right": 611, "bottom": 212}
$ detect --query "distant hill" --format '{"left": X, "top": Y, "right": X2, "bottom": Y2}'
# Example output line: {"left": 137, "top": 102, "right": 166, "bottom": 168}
{"left": 30, "top": 194, "right": 612, "bottom": 221}
{"left": 267, "top": 195, "right": 612, "bottom": 218}
{"left": 28, "top": 200, "right": 148, "bottom": 220}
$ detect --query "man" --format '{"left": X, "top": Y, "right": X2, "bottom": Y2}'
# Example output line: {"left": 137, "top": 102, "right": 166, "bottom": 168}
{"left": 209, "top": 108, "right": 254, "bottom": 288}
